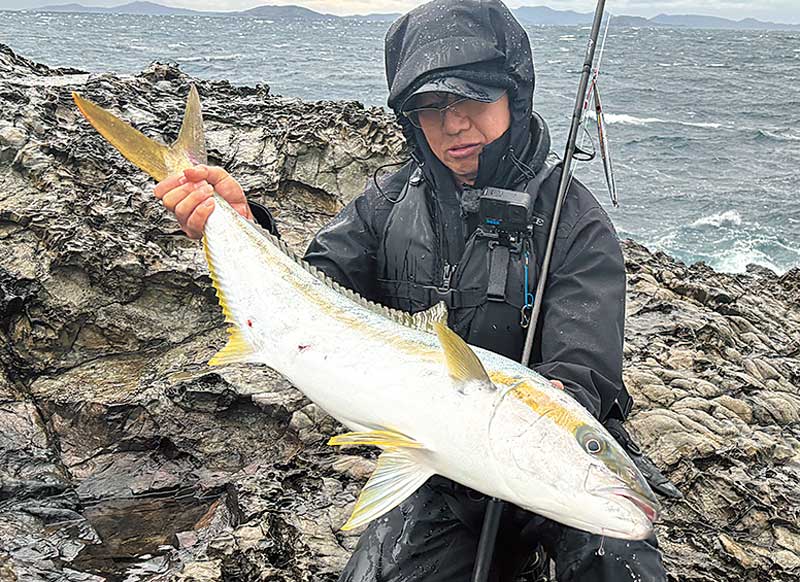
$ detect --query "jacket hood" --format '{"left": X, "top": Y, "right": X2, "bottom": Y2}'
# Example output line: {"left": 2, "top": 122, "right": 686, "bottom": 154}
{"left": 385, "top": 0, "right": 544, "bottom": 189}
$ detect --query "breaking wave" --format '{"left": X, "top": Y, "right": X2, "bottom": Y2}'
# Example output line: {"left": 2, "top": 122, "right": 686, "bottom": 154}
{"left": 757, "top": 129, "right": 800, "bottom": 142}
{"left": 710, "top": 237, "right": 800, "bottom": 275}
{"left": 714, "top": 247, "right": 783, "bottom": 275}
{"left": 603, "top": 113, "right": 722, "bottom": 129}
{"left": 690, "top": 210, "right": 743, "bottom": 228}
{"left": 176, "top": 54, "right": 241, "bottom": 63}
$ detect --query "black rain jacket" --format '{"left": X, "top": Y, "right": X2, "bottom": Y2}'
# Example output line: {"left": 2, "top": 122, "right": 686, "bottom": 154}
{"left": 299, "top": 0, "right": 631, "bottom": 421}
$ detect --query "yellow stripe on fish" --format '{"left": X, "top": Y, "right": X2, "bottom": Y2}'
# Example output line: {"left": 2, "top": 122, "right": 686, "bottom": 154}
{"left": 490, "top": 370, "right": 583, "bottom": 434}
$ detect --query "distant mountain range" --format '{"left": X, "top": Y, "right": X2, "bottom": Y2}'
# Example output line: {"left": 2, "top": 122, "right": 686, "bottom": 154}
{"left": 18, "top": 2, "right": 800, "bottom": 31}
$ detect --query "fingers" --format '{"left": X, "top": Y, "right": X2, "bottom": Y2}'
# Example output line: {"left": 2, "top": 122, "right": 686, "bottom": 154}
{"left": 184, "top": 197, "right": 215, "bottom": 240}
{"left": 152, "top": 165, "right": 251, "bottom": 238}
{"left": 183, "top": 165, "right": 242, "bottom": 200}
{"left": 550, "top": 380, "right": 565, "bottom": 391}
{"left": 154, "top": 173, "right": 186, "bottom": 200}
{"left": 161, "top": 179, "right": 208, "bottom": 214}
{"left": 174, "top": 183, "right": 214, "bottom": 231}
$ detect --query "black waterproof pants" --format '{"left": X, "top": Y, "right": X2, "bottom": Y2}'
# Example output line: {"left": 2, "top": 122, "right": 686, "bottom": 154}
{"left": 338, "top": 477, "right": 666, "bottom": 582}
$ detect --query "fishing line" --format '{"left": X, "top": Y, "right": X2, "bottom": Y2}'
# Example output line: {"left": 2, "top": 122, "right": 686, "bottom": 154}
{"left": 564, "top": 13, "right": 613, "bottom": 200}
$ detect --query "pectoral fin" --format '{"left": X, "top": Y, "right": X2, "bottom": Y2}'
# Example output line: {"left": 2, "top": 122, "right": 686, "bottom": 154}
{"left": 341, "top": 448, "right": 434, "bottom": 531}
{"left": 434, "top": 323, "right": 494, "bottom": 390}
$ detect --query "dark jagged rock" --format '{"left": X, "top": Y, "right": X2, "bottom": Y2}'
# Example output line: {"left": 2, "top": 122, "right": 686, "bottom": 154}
{"left": 0, "top": 43, "right": 798, "bottom": 581}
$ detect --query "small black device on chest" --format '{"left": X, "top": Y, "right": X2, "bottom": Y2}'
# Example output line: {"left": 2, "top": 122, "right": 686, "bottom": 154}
{"left": 462, "top": 187, "right": 537, "bottom": 306}
{"left": 475, "top": 187, "right": 534, "bottom": 251}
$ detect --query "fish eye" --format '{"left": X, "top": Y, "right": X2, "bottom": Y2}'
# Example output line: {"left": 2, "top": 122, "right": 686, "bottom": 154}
{"left": 585, "top": 438, "right": 603, "bottom": 454}
{"left": 575, "top": 426, "right": 608, "bottom": 456}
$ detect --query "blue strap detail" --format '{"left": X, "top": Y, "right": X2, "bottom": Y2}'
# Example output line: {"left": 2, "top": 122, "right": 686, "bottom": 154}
{"left": 521, "top": 251, "right": 535, "bottom": 328}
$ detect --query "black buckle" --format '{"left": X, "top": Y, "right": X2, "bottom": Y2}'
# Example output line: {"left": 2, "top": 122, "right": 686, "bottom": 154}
{"left": 430, "top": 287, "right": 456, "bottom": 307}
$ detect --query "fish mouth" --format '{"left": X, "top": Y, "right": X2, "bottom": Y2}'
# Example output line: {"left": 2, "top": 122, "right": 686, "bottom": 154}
{"left": 603, "top": 487, "right": 660, "bottom": 523}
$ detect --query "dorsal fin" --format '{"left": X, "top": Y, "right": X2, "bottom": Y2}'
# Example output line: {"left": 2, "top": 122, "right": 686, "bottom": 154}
{"left": 434, "top": 322, "right": 493, "bottom": 389}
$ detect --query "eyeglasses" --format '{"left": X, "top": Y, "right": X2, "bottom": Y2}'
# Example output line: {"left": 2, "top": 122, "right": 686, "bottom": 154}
{"left": 403, "top": 93, "right": 505, "bottom": 129}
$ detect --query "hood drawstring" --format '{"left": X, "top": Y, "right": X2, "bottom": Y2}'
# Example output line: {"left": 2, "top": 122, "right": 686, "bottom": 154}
{"left": 372, "top": 158, "right": 414, "bottom": 204}
{"left": 508, "top": 147, "right": 537, "bottom": 182}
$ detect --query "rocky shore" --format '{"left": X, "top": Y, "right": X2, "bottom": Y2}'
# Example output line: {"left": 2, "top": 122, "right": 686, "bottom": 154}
{"left": 1, "top": 43, "right": 798, "bottom": 582}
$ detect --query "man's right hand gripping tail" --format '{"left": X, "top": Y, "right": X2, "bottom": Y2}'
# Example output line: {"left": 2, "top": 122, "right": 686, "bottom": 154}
{"left": 153, "top": 165, "right": 252, "bottom": 239}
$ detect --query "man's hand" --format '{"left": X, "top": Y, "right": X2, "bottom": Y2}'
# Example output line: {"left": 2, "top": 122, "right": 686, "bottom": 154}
{"left": 550, "top": 379, "right": 564, "bottom": 390}
{"left": 153, "top": 165, "right": 252, "bottom": 239}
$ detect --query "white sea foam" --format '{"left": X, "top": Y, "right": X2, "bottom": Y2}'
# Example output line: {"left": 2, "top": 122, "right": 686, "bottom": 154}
{"left": 176, "top": 54, "right": 241, "bottom": 63}
{"left": 690, "top": 210, "right": 743, "bottom": 228}
{"left": 206, "top": 54, "right": 241, "bottom": 61}
{"left": 603, "top": 113, "right": 722, "bottom": 129}
{"left": 714, "top": 248, "right": 783, "bottom": 275}
{"left": 760, "top": 129, "right": 800, "bottom": 142}
{"left": 703, "top": 236, "right": 797, "bottom": 275}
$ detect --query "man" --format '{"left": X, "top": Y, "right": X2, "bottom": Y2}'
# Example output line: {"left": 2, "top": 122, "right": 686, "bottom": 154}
{"left": 154, "top": 1, "right": 675, "bottom": 579}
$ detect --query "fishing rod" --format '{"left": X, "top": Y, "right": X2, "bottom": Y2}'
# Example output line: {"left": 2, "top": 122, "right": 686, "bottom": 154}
{"left": 520, "top": 0, "right": 610, "bottom": 366}
{"left": 471, "top": 1, "right": 610, "bottom": 580}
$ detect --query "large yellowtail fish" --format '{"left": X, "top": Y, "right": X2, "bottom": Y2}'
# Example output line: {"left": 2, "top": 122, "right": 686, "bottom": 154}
{"left": 72, "top": 87, "right": 659, "bottom": 539}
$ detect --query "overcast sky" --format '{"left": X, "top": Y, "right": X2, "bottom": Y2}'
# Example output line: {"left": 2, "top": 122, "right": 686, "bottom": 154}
{"left": 1, "top": 1, "right": 798, "bottom": 23}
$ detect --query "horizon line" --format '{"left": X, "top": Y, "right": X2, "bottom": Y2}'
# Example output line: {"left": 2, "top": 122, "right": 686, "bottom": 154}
{"left": 3, "top": 2, "right": 799, "bottom": 26}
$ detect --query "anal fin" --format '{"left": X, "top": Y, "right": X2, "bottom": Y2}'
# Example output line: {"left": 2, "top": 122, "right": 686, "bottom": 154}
{"left": 328, "top": 429, "right": 424, "bottom": 449}
{"left": 341, "top": 448, "right": 434, "bottom": 531}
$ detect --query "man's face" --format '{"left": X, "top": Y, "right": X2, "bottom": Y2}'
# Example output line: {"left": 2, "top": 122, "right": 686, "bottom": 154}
{"left": 410, "top": 92, "right": 511, "bottom": 185}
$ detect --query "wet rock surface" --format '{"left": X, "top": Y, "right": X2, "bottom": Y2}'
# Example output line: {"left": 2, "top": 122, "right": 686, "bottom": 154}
{"left": 0, "top": 43, "right": 798, "bottom": 581}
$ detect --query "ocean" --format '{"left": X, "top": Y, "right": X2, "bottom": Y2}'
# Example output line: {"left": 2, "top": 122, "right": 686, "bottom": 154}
{"left": 2, "top": 11, "right": 799, "bottom": 274}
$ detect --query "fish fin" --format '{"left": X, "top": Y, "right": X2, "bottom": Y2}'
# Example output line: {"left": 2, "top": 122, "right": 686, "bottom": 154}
{"left": 341, "top": 449, "right": 434, "bottom": 531}
{"left": 208, "top": 327, "right": 256, "bottom": 366}
{"left": 328, "top": 429, "right": 424, "bottom": 449}
{"left": 203, "top": 234, "right": 257, "bottom": 366}
{"left": 411, "top": 301, "right": 449, "bottom": 330}
{"left": 434, "top": 322, "right": 493, "bottom": 388}
{"left": 72, "top": 87, "right": 207, "bottom": 182}
{"left": 171, "top": 85, "right": 208, "bottom": 167}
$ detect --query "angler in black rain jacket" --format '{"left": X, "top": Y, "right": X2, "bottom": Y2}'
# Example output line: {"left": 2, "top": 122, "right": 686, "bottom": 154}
{"left": 297, "top": 1, "right": 669, "bottom": 580}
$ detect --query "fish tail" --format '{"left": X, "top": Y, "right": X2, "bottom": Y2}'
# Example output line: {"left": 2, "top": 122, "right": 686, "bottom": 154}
{"left": 72, "top": 85, "right": 208, "bottom": 182}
